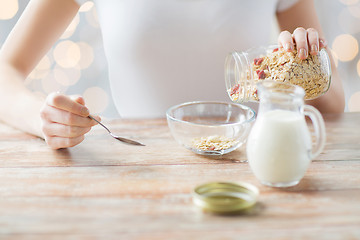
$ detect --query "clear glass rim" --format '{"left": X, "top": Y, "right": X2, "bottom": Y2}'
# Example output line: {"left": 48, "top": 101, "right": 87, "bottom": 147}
{"left": 224, "top": 51, "right": 252, "bottom": 102}
{"left": 166, "top": 101, "right": 256, "bottom": 127}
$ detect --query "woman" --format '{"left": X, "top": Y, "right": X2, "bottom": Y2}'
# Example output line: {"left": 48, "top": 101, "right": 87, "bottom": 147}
{"left": 0, "top": 0, "right": 344, "bottom": 149}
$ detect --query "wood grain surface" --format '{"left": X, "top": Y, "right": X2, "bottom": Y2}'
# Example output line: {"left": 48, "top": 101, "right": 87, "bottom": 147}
{"left": 0, "top": 113, "right": 359, "bottom": 239}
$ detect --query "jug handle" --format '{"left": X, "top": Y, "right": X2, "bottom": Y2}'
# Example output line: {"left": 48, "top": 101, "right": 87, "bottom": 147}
{"left": 304, "top": 105, "right": 326, "bottom": 159}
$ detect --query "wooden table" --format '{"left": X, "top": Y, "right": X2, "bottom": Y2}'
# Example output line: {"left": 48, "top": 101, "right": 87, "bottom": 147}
{"left": 0, "top": 113, "right": 359, "bottom": 239}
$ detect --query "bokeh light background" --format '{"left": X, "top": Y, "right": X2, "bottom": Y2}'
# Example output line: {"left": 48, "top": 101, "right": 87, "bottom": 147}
{"left": 0, "top": 0, "right": 360, "bottom": 117}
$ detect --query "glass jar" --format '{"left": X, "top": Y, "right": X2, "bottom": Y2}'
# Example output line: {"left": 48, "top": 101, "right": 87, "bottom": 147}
{"left": 246, "top": 81, "right": 326, "bottom": 187}
{"left": 225, "top": 45, "right": 331, "bottom": 103}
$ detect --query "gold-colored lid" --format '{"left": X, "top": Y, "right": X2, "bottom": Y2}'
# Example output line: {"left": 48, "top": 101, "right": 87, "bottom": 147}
{"left": 192, "top": 182, "right": 259, "bottom": 214}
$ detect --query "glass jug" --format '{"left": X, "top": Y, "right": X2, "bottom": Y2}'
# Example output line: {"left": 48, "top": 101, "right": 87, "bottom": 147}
{"left": 246, "top": 81, "right": 326, "bottom": 187}
{"left": 225, "top": 45, "right": 331, "bottom": 103}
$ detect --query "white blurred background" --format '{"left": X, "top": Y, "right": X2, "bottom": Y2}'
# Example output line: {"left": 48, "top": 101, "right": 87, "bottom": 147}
{"left": 0, "top": 0, "right": 359, "bottom": 118}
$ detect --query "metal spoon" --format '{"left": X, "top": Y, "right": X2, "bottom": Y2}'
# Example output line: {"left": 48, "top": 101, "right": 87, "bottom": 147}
{"left": 88, "top": 115, "right": 145, "bottom": 146}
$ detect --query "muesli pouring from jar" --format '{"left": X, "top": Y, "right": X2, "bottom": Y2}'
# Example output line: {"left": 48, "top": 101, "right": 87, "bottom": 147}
{"left": 225, "top": 45, "right": 332, "bottom": 103}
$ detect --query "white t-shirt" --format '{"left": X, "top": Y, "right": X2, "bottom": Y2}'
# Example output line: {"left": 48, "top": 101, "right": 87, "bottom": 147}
{"left": 75, "top": 0, "right": 299, "bottom": 118}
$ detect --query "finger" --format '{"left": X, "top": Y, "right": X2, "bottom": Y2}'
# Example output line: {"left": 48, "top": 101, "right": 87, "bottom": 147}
{"left": 45, "top": 135, "right": 85, "bottom": 149}
{"left": 88, "top": 114, "right": 101, "bottom": 123}
{"left": 70, "top": 95, "right": 86, "bottom": 106}
{"left": 307, "top": 28, "right": 319, "bottom": 55}
{"left": 319, "top": 37, "right": 328, "bottom": 49}
{"left": 69, "top": 95, "right": 101, "bottom": 125}
{"left": 47, "top": 92, "right": 89, "bottom": 117}
{"left": 87, "top": 114, "right": 101, "bottom": 126}
{"left": 41, "top": 105, "right": 97, "bottom": 127}
{"left": 292, "top": 27, "right": 308, "bottom": 59}
{"left": 41, "top": 120, "right": 92, "bottom": 138}
{"left": 278, "top": 31, "right": 294, "bottom": 52}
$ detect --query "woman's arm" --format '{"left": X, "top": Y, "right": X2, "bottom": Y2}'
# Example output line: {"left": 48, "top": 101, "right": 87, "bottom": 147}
{"left": 276, "top": 0, "right": 345, "bottom": 113}
{"left": 0, "top": 0, "right": 98, "bottom": 149}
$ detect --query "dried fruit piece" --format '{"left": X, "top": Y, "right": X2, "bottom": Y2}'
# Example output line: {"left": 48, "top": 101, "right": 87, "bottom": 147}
{"left": 254, "top": 57, "right": 264, "bottom": 65}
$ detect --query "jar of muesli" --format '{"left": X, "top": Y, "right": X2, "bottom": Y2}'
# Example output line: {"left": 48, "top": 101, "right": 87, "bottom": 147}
{"left": 224, "top": 45, "right": 331, "bottom": 102}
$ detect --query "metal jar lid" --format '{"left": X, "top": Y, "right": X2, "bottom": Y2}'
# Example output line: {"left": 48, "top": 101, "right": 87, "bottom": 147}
{"left": 192, "top": 182, "right": 259, "bottom": 214}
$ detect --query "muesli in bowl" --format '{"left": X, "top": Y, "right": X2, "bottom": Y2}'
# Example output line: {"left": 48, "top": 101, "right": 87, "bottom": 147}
{"left": 166, "top": 101, "right": 255, "bottom": 155}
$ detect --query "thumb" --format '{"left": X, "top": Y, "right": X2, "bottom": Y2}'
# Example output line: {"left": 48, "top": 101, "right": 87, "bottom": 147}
{"left": 69, "top": 95, "right": 100, "bottom": 123}
{"left": 70, "top": 95, "right": 86, "bottom": 106}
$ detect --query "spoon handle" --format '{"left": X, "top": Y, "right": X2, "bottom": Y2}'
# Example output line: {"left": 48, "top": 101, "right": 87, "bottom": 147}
{"left": 88, "top": 115, "right": 111, "bottom": 134}
{"left": 88, "top": 115, "right": 145, "bottom": 146}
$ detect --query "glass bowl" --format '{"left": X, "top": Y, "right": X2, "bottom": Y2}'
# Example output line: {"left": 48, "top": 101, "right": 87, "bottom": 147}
{"left": 166, "top": 101, "right": 256, "bottom": 155}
